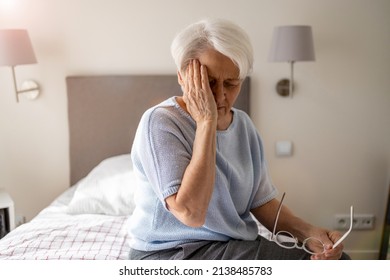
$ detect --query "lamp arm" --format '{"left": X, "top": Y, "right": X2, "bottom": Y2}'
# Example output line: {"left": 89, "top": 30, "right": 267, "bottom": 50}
{"left": 16, "top": 87, "right": 40, "bottom": 94}
{"left": 11, "top": 66, "right": 20, "bottom": 102}
{"left": 11, "top": 66, "right": 39, "bottom": 103}
{"left": 290, "top": 61, "right": 294, "bottom": 98}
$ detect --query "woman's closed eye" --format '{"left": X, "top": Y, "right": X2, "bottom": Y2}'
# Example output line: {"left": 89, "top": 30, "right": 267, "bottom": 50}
{"left": 208, "top": 79, "right": 241, "bottom": 89}
{"left": 209, "top": 79, "right": 216, "bottom": 88}
{"left": 224, "top": 81, "right": 240, "bottom": 88}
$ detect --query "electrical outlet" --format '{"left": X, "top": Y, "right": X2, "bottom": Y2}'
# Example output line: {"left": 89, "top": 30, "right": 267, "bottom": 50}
{"left": 334, "top": 213, "right": 375, "bottom": 230}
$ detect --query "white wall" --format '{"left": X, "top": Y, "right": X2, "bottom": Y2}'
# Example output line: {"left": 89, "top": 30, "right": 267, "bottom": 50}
{"left": 0, "top": 0, "right": 389, "bottom": 259}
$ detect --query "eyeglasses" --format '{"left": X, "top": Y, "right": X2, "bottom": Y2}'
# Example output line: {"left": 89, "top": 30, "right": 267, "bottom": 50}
{"left": 271, "top": 192, "right": 354, "bottom": 255}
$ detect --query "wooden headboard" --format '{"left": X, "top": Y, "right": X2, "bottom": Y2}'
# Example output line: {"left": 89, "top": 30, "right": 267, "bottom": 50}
{"left": 66, "top": 75, "right": 250, "bottom": 185}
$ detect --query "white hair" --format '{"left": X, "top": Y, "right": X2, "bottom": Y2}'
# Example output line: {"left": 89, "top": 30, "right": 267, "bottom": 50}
{"left": 171, "top": 19, "right": 253, "bottom": 80}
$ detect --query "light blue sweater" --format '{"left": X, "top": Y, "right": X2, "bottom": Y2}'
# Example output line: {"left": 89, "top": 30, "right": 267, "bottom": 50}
{"left": 128, "top": 97, "right": 277, "bottom": 251}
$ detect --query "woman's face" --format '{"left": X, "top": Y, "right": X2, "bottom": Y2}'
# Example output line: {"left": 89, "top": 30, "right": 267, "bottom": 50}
{"left": 197, "top": 48, "right": 242, "bottom": 130}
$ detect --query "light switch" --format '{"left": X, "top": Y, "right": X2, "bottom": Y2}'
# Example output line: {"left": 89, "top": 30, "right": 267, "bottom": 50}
{"left": 275, "top": 141, "right": 293, "bottom": 157}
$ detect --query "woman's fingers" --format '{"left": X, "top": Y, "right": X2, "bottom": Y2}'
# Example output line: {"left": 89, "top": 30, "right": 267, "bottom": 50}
{"left": 192, "top": 60, "right": 202, "bottom": 92}
{"left": 201, "top": 64, "right": 212, "bottom": 93}
{"left": 182, "top": 59, "right": 217, "bottom": 124}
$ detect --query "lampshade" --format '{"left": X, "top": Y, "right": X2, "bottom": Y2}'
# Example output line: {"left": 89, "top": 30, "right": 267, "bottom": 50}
{"left": 0, "top": 29, "right": 37, "bottom": 66}
{"left": 269, "top": 25, "right": 315, "bottom": 62}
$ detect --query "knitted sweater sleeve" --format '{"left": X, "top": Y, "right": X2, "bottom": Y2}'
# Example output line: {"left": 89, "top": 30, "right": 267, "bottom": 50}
{"left": 131, "top": 105, "right": 195, "bottom": 206}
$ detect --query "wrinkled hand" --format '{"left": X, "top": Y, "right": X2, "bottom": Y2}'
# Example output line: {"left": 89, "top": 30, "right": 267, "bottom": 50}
{"left": 182, "top": 60, "right": 217, "bottom": 125}
{"left": 310, "top": 229, "right": 344, "bottom": 260}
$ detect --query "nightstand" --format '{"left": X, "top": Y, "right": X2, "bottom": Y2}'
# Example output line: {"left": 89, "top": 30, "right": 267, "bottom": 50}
{"left": 0, "top": 189, "right": 15, "bottom": 238}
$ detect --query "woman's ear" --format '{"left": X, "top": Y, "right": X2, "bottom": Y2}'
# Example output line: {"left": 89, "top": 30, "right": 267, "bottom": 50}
{"left": 177, "top": 71, "right": 184, "bottom": 87}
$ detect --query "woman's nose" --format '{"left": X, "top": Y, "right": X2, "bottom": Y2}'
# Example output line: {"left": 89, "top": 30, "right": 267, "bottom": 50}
{"left": 212, "top": 83, "right": 225, "bottom": 102}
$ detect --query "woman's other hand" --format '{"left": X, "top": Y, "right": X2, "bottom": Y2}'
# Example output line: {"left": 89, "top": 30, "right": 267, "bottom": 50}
{"left": 310, "top": 229, "right": 344, "bottom": 260}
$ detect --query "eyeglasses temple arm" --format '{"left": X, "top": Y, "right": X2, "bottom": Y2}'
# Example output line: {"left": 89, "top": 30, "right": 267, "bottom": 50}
{"left": 333, "top": 206, "right": 354, "bottom": 249}
{"left": 271, "top": 192, "right": 285, "bottom": 240}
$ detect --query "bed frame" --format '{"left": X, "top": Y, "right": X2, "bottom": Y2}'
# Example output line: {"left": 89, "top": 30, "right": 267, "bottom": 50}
{"left": 66, "top": 75, "right": 250, "bottom": 185}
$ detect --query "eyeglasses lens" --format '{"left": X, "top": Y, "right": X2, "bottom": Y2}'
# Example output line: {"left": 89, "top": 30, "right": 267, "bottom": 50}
{"left": 276, "top": 232, "right": 324, "bottom": 254}
{"left": 275, "top": 232, "right": 295, "bottom": 248}
{"left": 303, "top": 238, "right": 324, "bottom": 254}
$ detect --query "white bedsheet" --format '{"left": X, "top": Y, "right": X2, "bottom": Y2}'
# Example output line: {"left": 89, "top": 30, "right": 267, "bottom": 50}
{"left": 0, "top": 187, "right": 130, "bottom": 260}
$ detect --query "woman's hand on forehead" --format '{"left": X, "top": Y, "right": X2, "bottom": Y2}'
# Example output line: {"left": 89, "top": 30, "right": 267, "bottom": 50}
{"left": 182, "top": 59, "right": 217, "bottom": 125}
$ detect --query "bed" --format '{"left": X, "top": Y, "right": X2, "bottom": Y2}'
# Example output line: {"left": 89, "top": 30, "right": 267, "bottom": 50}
{"left": 0, "top": 75, "right": 260, "bottom": 260}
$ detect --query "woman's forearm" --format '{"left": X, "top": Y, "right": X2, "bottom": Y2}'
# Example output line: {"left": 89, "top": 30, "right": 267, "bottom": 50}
{"left": 166, "top": 120, "right": 217, "bottom": 227}
{"left": 251, "top": 199, "right": 314, "bottom": 242}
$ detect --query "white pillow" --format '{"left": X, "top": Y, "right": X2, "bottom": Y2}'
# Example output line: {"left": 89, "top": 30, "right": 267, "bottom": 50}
{"left": 67, "top": 154, "right": 136, "bottom": 216}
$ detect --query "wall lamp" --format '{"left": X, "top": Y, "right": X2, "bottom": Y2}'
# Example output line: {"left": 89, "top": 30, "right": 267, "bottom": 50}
{"left": 269, "top": 25, "right": 315, "bottom": 98}
{"left": 0, "top": 29, "right": 40, "bottom": 103}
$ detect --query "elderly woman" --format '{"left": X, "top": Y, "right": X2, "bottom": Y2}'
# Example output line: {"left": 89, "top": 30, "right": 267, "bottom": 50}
{"left": 128, "top": 18, "right": 349, "bottom": 260}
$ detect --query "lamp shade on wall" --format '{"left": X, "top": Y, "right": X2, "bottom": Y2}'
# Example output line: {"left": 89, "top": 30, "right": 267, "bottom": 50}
{"left": 0, "top": 29, "right": 37, "bottom": 66}
{"left": 269, "top": 25, "right": 315, "bottom": 63}
{"left": 268, "top": 25, "right": 315, "bottom": 97}
{"left": 0, "top": 29, "right": 40, "bottom": 102}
